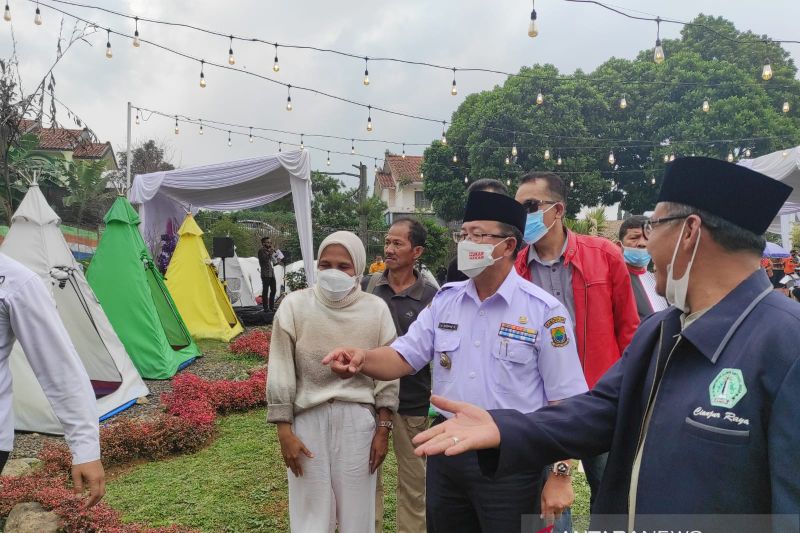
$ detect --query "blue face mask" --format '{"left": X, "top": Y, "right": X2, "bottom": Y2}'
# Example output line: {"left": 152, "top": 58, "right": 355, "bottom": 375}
{"left": 524, "top": 205, "right": 556, "bottom": 244}
{"left": 623, "top": 247, "right": 651, "bottom": 268}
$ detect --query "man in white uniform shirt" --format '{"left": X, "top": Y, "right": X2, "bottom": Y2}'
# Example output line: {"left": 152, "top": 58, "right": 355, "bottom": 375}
{"left": 0, "top": 253, "right": 105, "bottom": 506}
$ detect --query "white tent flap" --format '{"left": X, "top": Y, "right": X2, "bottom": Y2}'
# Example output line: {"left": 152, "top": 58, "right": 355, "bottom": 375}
{"left": 129, "top": 151, "right": 315, "bottom": 283}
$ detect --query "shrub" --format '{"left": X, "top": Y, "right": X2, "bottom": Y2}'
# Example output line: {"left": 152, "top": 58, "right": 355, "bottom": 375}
{"left": 228, "top": 329, "right": 271, "bottom": 359}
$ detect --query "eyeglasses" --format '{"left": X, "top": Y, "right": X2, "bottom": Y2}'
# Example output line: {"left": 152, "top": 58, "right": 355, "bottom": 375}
{"left": 641, "top": 215, "right": 689, "bottom": 239}
{"left": 452, "top": 232, "right": 511, "bottom": 244}
{"left": 521, "top": 199, "right": 558, "bottom": 213}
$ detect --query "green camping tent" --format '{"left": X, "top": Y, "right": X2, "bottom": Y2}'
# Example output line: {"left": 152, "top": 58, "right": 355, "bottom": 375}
{"left": 87, "top": 197, "right": 199, "bottom": 379}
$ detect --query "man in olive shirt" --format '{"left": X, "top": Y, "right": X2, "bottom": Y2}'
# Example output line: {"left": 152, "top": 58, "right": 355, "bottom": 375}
{"left": 363, "top": 217, "right": 438, "bottom": 533}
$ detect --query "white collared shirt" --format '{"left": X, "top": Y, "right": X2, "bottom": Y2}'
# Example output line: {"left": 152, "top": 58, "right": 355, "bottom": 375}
{"left": 0, "top": 254, "right": 99, "bottom": 464}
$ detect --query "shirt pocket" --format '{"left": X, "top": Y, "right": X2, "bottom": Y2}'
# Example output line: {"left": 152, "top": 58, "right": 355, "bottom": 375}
{"left": 433, "top": 334, "right": 460, "bottom": 383}
{"left": 683, "top": 416, "right": 750, "bottom": 446}
{"left": 491, "top": 337, "right": 536, "bottom": 394}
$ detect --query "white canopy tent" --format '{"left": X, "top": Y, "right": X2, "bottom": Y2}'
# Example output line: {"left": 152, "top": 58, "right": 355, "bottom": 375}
{"left": 739, "top": 146, "right": 800, "bottom": 249}
{"left": 128, "top": 150, "right": 316, "bottom": 284}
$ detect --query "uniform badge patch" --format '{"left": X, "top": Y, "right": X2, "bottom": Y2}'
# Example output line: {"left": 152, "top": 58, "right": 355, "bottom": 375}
{"left": 499, "top": 323, "right": 537, "bottom": 344}
{"left": 437, "top": 322, "right": 458, "bottom": 331}
{"left": 439, "top": 352, "right": 452, "bottom": 369}
{"left": 550, "top": 325, "right": 569, "bottom": 347}
{"left": 709, "top": 368, "right": 747, "bottom": 409}
{"left": 544, "top": 316, "right": 566, "bottom": 328}
{"left": 519, "top": 315, "right": 528, "bottom": 325}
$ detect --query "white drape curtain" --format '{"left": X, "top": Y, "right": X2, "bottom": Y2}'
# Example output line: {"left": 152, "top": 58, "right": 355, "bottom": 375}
{"left": 738, "top": 146, "right": 800, "bottom": 249}
{"left": 129, "top": 150, "right": 316, "bottom": 284}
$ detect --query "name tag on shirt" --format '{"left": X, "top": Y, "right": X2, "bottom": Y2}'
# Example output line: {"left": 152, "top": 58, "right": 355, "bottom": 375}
{"left": 438, "top": 322, "right": 458, "bottom": 331}
{"left": 498, "top": 322, "right": 537, "bottom": 344}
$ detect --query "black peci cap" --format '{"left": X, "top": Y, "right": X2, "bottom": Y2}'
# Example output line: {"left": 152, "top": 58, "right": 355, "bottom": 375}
{"left": 657, "top": 156, "right": 792, "bottom": 235}
{"left": 463, "top": 190, "right": 527, "bottom": 233}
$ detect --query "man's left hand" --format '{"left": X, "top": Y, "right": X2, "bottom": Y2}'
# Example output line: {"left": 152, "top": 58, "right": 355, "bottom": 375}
{"left": 540, "top": 471, "right": 574, "bottom": 523}
{"left": 71, "top": 459, "right": 105, "bottom": 508}
{"left": 370, "top": 427, "right": 390, "bottom": 474}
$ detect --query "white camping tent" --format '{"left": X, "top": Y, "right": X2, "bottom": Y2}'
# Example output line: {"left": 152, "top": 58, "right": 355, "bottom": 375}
{"left": 129, "top": 150, "right": 316, "bottom": 284}
{"left": 739, "top": 146, "right": 800, "bottom": 248}
{"left": 212, "top": 256, "right": 259, "bottom": 307}
{"left": 2, "top": 185, "right": 148, "bottom": 434}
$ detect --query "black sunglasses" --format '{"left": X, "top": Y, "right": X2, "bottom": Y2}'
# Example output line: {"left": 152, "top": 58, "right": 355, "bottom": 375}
{"left": 521, "top": 199, "right": 558, "bottom": 214}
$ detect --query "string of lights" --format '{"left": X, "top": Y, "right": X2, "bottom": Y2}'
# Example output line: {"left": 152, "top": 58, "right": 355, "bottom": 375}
{"left": 14, "top": 0, "right": 800, "bottom": 92}
{"left": 134, "top": 103, "right": 798, "bottom": 179}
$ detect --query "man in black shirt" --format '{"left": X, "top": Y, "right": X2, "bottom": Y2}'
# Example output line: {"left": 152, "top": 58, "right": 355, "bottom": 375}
{"left": 257, "top": 237, "right": 276, "bottom": 311}
{"left": 363, "top": 217, "right": 438, "bottom": 533}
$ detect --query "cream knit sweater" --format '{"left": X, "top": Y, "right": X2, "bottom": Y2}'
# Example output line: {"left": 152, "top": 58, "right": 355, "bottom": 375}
{"left": 266, "top": 287, "right": 399, "bottom": 423}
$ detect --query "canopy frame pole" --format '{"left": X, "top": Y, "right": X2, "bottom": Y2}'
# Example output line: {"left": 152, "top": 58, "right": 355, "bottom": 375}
{"left": 126, "top": 102, "right": 132, "bottom": 188}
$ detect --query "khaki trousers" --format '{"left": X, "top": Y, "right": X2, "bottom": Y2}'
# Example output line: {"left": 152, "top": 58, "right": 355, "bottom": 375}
{"left": 376, "top": 413, "right": 428, "bottom": 532}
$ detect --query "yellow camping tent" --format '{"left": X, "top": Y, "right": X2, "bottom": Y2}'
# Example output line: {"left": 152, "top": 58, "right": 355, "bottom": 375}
{"left": 165, "top": 214, "right": 244, "bottom": 341}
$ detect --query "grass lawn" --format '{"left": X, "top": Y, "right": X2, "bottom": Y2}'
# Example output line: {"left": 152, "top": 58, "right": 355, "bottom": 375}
{"left": 105, "top": 336, "right": 590, "bottom": 531}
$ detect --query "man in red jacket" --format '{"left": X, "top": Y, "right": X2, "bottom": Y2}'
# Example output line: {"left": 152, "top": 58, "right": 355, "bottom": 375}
{"left": 514, "top": 171, "right": 639, "bottom": 510}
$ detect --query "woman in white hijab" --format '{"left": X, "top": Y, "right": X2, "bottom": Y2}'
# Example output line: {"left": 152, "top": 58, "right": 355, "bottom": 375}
{"left": 267, "top": 231, "right": 399, "bottom": 533}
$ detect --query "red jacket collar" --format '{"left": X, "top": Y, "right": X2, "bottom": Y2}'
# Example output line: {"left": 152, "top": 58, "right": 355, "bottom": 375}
{"left": 516, "top": 229, "right": 580, "bottom": 276}
{"left": 626, "top": 263, "right": 646, "bottom": 275}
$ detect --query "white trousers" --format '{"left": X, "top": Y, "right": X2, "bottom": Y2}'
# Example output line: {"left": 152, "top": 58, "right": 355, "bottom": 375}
{"left": 288, "top": 401, "right": 377, "bottom": 533}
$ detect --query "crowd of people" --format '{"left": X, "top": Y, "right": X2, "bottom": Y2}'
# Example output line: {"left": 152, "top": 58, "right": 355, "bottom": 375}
{"left": 1, "top": 156, "right": 798, "bottom": 533}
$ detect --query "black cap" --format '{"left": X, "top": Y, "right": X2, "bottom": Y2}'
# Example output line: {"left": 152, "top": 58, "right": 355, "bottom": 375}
{"left": 657, "top": 157, "right": 792, "bottom": 235}
{"left": 463, "top": 190, "right": 527, "bottom": 233}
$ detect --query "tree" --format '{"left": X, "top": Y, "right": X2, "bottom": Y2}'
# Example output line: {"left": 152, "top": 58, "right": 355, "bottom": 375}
{"left": 62, "top": 160, "right": 114, "bottom": 225}
{"left": 118, "top": 139, "right": 175, "bottom": 179}
{"left": 201, "top": 216, "right": 259, "bottom": 258}
{"left": 419, "top": 217, "right": 451, "bottom": 272}
{"left": 425, "top": 15, "right": 800, "bottom": 217}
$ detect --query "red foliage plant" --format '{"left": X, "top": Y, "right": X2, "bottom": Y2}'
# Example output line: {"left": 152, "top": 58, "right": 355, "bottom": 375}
{"left": 0, "top": 369, "right": 267, "bottom": 531}
{"left": 228, "top": 329, "right": 271, "bottom": 359}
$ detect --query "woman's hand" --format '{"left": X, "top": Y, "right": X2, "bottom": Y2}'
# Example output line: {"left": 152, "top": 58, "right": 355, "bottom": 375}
{"left": 370, "top": 426, "right": 390, "bottom": 474}
{"left": 277, "top": 423, "right": 314, "bottom": 477}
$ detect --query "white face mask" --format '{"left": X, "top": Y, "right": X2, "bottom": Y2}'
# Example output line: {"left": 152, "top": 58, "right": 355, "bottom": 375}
{"left": 457, "top": 238, "right": 508, "bottom": 279}
{"left": 665, "top": 219, "right": 702, "bottom": 313}
{"left": 316, "top": 268, "right": 357, "bottom": 301}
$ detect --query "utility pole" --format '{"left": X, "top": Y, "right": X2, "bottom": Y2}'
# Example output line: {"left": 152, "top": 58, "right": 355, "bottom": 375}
{"left": 326, "top": 162, "right": 369, "bottom": 244}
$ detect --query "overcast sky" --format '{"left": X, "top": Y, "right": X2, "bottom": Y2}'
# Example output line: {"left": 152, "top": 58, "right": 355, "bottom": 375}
{"left": 4, "top": 0, "right": 800, "bottom": 190}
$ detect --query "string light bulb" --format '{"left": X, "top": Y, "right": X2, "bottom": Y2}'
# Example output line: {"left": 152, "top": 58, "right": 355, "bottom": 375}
{"left": 744, "top": 148, "right": 752, "bottom": 158}
{"left": 228, "top": 131, "right": 232, "bottom": 147}
{"left": 420, "top": 171, "right": 424, "bottom": 179}
{"left": 374, "top": 159, "right": 379, "bottom": 172}
{"left": 544, "top": 149, "right": 550, "bottom": 160}
{"left": 653, "top": 18, "right": 664, "bottom": 64}
{"left": 702, "top": 99, "right": 710, "bottom": 113}
{"left": 132, "top": 17, "right": 140, "bottom": 47}
{"left": 453, "top": 154, "right": 458, "bottom": 163}
{"left": 34, "top": 4, "right": 42, "bottom": 25}
{"left": 511, "top": 143, "right": 518, "bottom": 157}
{"left": 505, "top": 155, "right": 510, "bottom": 165}
{"left": 105, "top": 30, "right": 113, "bottom": 59}
{"left": 507, "top": 178, "right": 511, "bottom": 186}
{"left": 286, "top": 85, "right": 293, "bottom": 111}
{"left": 669, "top": 153, "right": 676, "bottom": 162}
{"left": 464, "top": 176, "right": 468, "bottom": 184}
{"left": 4, "top": 2, "right": 10, "bottom": 22}
{"left": 228, "top": 36, "right": 235, "bottom": 65}
{"left": 651, "top": 176, "right": 656, "bottom": 185}
{"left": 536, "top": 91, "right": 544, "bottom": 105}
{"left": 363, "top": 57, "right": 370, "bottom": 86}
{"left": 619, "top": 95, "right": 627, "bottom": 110}
{"left": 249, "top": 127, "right": 254, "bottom": 143}
{"left": 351, "top": 140, "right": 355, "bottom": 155}
{"left": 608, "top": 151, "right": 615, "bottom": 165}
{"left": 366, "top": 106, "right": 373, "bottom": 132}
{"left": 528, "top": 1, "right": 538, "bottom": 38}
{"left": 273, "top": 44, "right": 280, "bottom": 72}
{"left": 134, "top": 109, "right": 140, "bottom": 125}
{"left": 727, "top": 151, "right": 734, "bottom": 163}
{"left": 556, "top": 155, "right": 562, "bottom": 166}
{"left": 783, "top": 101, "right": 790, "bottom": 113}
{"left": 570, "top": 179, "right": 574, "bottom": 187}
{"left": 451, "top": 68, "right": 458, "bottom": 96}
{"left": 663, "top": 154, "right": 669, "bottom": 163}
{"left": 441, "top": 122, "right": 447, "bottom": 145}
{"left": 402, "top": 144, "right": 406, "bottom": 159}
{"left": 300, "top": 134, "right": 304, "bottom": 150}
{"left": 326, "top": 151, "right": 331, "bottom": 166}
{"left": 174, "top": 116, "right": 179, "bottom": 135}
{"left": 783, "top": 150, "right": 789, "bottom": 157}
{"left": 199, "top": 120, "right": 204, "bottom": 135}
{"left": 199, "top": 60, "right": 206, "bottom": 88}
{"left": 278, "top": 142, "right": 282, "bottom": 153}
{"left": 761, "top": 59, "right": 773, "bottom": 81}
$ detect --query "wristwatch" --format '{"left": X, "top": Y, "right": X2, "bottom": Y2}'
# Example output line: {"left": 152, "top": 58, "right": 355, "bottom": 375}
{"left": 378, "top": 420, "right": 393, "bottom": 431}
{"left": 552, "top": 461, "right": 572, "bottom": 477}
